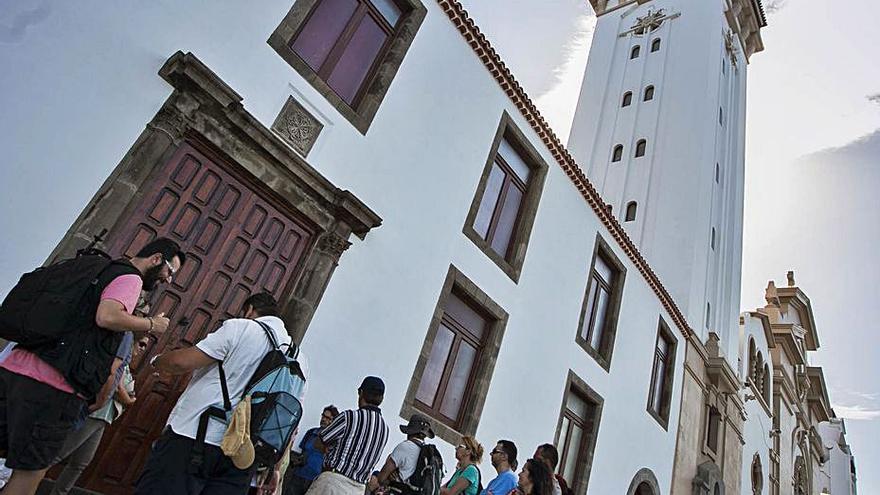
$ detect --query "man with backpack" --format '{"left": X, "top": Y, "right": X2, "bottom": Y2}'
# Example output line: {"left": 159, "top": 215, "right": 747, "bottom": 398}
{"left": 368, "top": 413, "right": 442, "bottom": 495}
{"left": 136, "top": 292, "right": 307, "bottom": 495}
{"left": 0, "top": 237, "right": 183, "bottom": 495}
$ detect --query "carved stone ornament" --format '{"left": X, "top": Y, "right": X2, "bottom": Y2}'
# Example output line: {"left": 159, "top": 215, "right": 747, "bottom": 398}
{"left": 271, "top": 96, "right": 324, "bottom": 157}
{"left": 317, "top": 232, "right": 352, "bottom": 261}
{"left": 724, "top": 29, "right": 740, "bottom": 70}
{"left": 620, "top": 8, "right": 681, "bottom": 37}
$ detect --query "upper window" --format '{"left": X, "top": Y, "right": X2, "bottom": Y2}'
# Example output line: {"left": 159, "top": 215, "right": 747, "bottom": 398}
{"left": 576, "top": 235, "right": 626, "bottom": 370}
{"left": 625, "top": 202, "right": 637, "bottom": 222}
{"left": 719, "top": 107, "right": 724, "bottom": 126}
{"left": 622, "top": 91, "right": 633, "bottom": 107}
{"left": 715, "top": 163, "right": 720, "bottom": 183}
{"left": 647, "top": 319, "right": 677, "bottom": 428}
{"left": 705, "top": 406, "right": 722, "bottom": 455}
{"left": 630, "top": 46, "right": 641, "bottom": 59}
{"left": 711, "top": 227, "right": 716, "bottom": 250}
{"left": 635, "top": 139, "right": 647, "bottom": 158}
{"left": 612, "top": 144, "right": 624, "bottom": 162}
{"left": 706, "top": 302, "right": 712, "bottom": 329}
{"left": 643, "top": 85, "right": 655, "bottom": 101}
{"left": 269, "top": 0, "right": 427, "bottom": 134}
{"left": 404, "top": 266, "right": 508, "bottom": 442}
{"left": 556, "top": 372, "right": 603, "bottom": 494}
{"left": 464, "top": 113, "right": 548, "bottom": 282}
{"left": 651, "top": 39, "right": 661, "bottom": 52}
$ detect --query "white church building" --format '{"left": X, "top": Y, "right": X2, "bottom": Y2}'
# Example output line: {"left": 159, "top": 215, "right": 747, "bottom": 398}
{"left": 0, "top": 0, "right": 856, "bottom": 493}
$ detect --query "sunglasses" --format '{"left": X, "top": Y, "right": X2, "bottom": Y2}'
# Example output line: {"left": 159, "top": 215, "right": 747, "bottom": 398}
{"left": 164, "top": 259, "right": 177, "bottom": 280}
{"left": 456, "top": 445, "right": 468, "bottom": 450}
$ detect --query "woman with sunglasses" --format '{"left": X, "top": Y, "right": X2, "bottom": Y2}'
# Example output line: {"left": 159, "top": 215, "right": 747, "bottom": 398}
{"left": 440, "top": 436, "right": 484, "bottom": 495}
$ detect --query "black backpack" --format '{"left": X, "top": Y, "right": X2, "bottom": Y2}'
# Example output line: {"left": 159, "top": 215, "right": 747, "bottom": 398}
{"left": 393, "top": 443, "right": 444, "bottom": 495}
{"left": 0, "top": 250, "right": 115, "bottom": 346}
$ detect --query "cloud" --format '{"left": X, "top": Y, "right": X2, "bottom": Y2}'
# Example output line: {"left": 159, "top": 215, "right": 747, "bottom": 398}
{"left": 764, "top": 0, "right": 789, "bottom": 15}
{"left": 832, "top": 404, "right": 880, "bottom": 421}
{"left": 0, "top": 2, "right": 51, "bottom": 44}
{"left": 868, "top": 93, "right": 880, "bottom": 106}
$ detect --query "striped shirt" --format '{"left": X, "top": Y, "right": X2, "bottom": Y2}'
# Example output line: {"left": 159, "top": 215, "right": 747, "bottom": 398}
{"left": 320, "top": 405, "right": 389, "bottom": 483}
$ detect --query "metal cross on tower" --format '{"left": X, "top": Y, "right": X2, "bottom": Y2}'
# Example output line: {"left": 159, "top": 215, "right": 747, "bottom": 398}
{"left": 618, "top": 8, "right": 681, "bottom": 37}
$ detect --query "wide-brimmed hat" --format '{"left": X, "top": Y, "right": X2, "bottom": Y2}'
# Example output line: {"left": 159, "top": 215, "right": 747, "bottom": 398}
{"left": 400, "top": 413, "right": 435, "bottom": 438}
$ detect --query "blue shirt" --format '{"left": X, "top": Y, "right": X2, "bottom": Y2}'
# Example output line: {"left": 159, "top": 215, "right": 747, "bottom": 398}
{"left": 293, "top": 427, "right": 325, "bottom": 481}
{"left": 481, "top": 469, "right": 517, "bottom": 495}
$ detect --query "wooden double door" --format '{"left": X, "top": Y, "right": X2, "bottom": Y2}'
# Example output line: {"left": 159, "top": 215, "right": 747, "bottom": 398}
{"left": 79, "top": 142, "right": 314, "bottom": 493}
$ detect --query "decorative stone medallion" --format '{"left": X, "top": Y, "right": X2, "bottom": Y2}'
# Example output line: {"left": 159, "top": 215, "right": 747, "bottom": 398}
{"left": 271, "top": 96, "right": 323, "bottom": 157}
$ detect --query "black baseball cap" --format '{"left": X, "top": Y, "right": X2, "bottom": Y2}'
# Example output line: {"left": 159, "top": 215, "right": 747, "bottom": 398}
{"left": 359, "top": 376, "right": 385, "bottom": 394}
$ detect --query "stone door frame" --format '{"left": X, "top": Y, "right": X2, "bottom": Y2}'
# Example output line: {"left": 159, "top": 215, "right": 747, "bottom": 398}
{"left": 48, "top": 50, "right": 381, "bottom": 344}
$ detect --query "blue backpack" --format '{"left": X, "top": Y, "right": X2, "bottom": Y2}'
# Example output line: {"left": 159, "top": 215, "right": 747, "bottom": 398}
{"left": 196, "top": 319, "right": 305, "bottom": 469}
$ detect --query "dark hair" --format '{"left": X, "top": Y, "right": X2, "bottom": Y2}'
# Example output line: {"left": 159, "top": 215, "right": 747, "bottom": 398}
{"left": 323, "top": 405, "right": 340, "bottom": 418}
{"left": 536, "top": 443, "right": 559, "bottom": 470}
{"left": 360, "top": 389, "right": 384, "bottom": 406}
{"left": 524, "top": 458, "right": 554, "bottom": 495}
{"left": 242, "top": 292, "right": 280, "bottom": 317}
{"left": 498, "top": 439, "right": 518, "bottom": 466}
{"left": 135, "top": 237, "right": 186, "bottom": 265}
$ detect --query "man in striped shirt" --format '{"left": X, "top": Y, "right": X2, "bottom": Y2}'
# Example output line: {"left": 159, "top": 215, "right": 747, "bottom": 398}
{"left": 307, "top": 376, "right": 389, "bottom": 495}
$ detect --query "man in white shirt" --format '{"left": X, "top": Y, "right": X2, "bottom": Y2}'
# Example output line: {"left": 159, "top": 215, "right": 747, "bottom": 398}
{"left": 368, "top": 413, "right": 435, "bottom": 493}
{"left": 135, "top": 292, "right": 306, "bottom": 495}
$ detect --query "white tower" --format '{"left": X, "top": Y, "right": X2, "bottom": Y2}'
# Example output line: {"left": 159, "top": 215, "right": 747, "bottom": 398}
{"left": 568, "top": 0, "right": 765, "bottom": 354}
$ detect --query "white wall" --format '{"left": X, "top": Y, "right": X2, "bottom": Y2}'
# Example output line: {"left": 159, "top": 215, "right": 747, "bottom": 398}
{"left": 819, "top": 420, "right": 856, "bottom": 495}
{"left": 567, "top": 0, "right": 748, "bottom": 362}
{"left": 0, "top": 1, "right": 688, "bottom": 492}
{"left": 740, "top": 313, "right": 774, "bottom": 494}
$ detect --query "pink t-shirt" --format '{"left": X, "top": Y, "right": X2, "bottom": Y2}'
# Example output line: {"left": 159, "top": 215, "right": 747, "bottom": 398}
{"left": 0, "top": 274, "right": 143, "bottom": 393}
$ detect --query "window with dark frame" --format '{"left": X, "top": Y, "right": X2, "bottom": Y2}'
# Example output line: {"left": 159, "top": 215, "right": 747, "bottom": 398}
{"left": 463, "top": 114, "right": 548, "bottom": 283}
{"left": 647, "top": 319, "right": 676, "bottom": 427}
{"left": 715, "top": 163, "right": 720, "bottom": 183}
{"left": 625, "top": 202, "right": 637, "bottom": 222}
{"left": 576, "top": 236, "right": 625, "bottom": 370}
{"left": 472, "top": 137, "right": 532, "bottom": 261}
{"left": 631, "top": 46, "right": 641, "bottom": 59}
{"left": 635, "top": 139, "right": 647, "bottom": 157}
{"left": 556, "top": 378, "right": 602, "bottom": 494}
{"left": 705, "top": 406, "right": 722, "bottom": 454}
{"left": 268, "top": 0, "right": 426, "bottom": 134}
{"left": 414, "top": 289, "right": 488, "bottom": 427}
{"left": 644, "top": 85, "right": 655, "bottom": 101}
{"left": 651, "top": 38, "right": 661, "bottom": 52}
{"left": 612, "top": 144, "right": 624, "bottom": 162}
{"left": 622, "top": 91, "right": 633, "bottom": 107}
{"left": 290, "top": 0, "right": 402, "bottom": 106}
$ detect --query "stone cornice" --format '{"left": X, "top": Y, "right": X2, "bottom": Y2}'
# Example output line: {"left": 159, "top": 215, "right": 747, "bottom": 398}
{"left": 436, "top": 0, "right": 693, "bottom": 339}
{"left": 771, "top": 325, "right": 806, "bottom": 366}
{"left": 159, "top": 51, "right": 382, "bottom": 238}
{"left": 747, "top": 310, "right": 776, "bottom": 349}
{"left": 775, "top": 286, "right": 820, "bottom": 350}
{"left": 806, "top": 366, "right": 832, "bottom": 422}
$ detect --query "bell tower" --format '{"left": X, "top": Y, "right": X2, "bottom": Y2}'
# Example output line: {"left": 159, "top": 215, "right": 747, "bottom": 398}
{"left": 567, "top": 0, "right": 766, "bottom": 353}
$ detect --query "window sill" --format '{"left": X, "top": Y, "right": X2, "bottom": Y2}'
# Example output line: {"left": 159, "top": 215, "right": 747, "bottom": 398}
{"left": 646, "top": 406, "right": 669, "bottom": 431}
{"left": 575, "top": 337, "right": 612, "bottom": 372}
{"left": 463, "top": 226, "right": 522, "bottom": 283}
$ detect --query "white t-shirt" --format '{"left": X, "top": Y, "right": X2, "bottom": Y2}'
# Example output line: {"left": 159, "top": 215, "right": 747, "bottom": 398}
{"left": 166, "top": 316, "right": 308, "bottom": 446}
{"left": 390, "top": 440, "right": 423, "bottom": 482}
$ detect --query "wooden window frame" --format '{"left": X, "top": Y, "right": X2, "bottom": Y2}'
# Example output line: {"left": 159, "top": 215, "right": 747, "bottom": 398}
{"left": 554, "top": 371, "right": 604, "bottom": 495}
{"left": 268, "top": 0, "right": 427, "bottom": 134}
{"left": 402, "top": 265, "right": 509, "bottom": 444}
{"left": 646, "top": 318, "right": 677, "bottom": 429}
{"left": 703, "top": 405, "right": 722, "bottom": 459}
{"left": 575, "top": 234, "right": 626, "bottom": 371}
{"left": 463, "top": 111, "right": 549, "bottom": 283}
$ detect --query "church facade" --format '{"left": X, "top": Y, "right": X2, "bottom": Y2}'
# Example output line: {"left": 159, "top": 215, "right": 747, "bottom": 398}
{"left": 0, "top": 0, "right": 857, "bottom": 493}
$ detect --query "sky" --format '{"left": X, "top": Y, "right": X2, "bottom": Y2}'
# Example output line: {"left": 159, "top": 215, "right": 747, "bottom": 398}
{"left": 458, "top": 0, "right": 880, "bottom": 490}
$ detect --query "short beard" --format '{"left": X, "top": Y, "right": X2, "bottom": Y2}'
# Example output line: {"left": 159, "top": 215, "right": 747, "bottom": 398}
{"left": 142, "top": 264, "right": 164, "bottom": 291}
